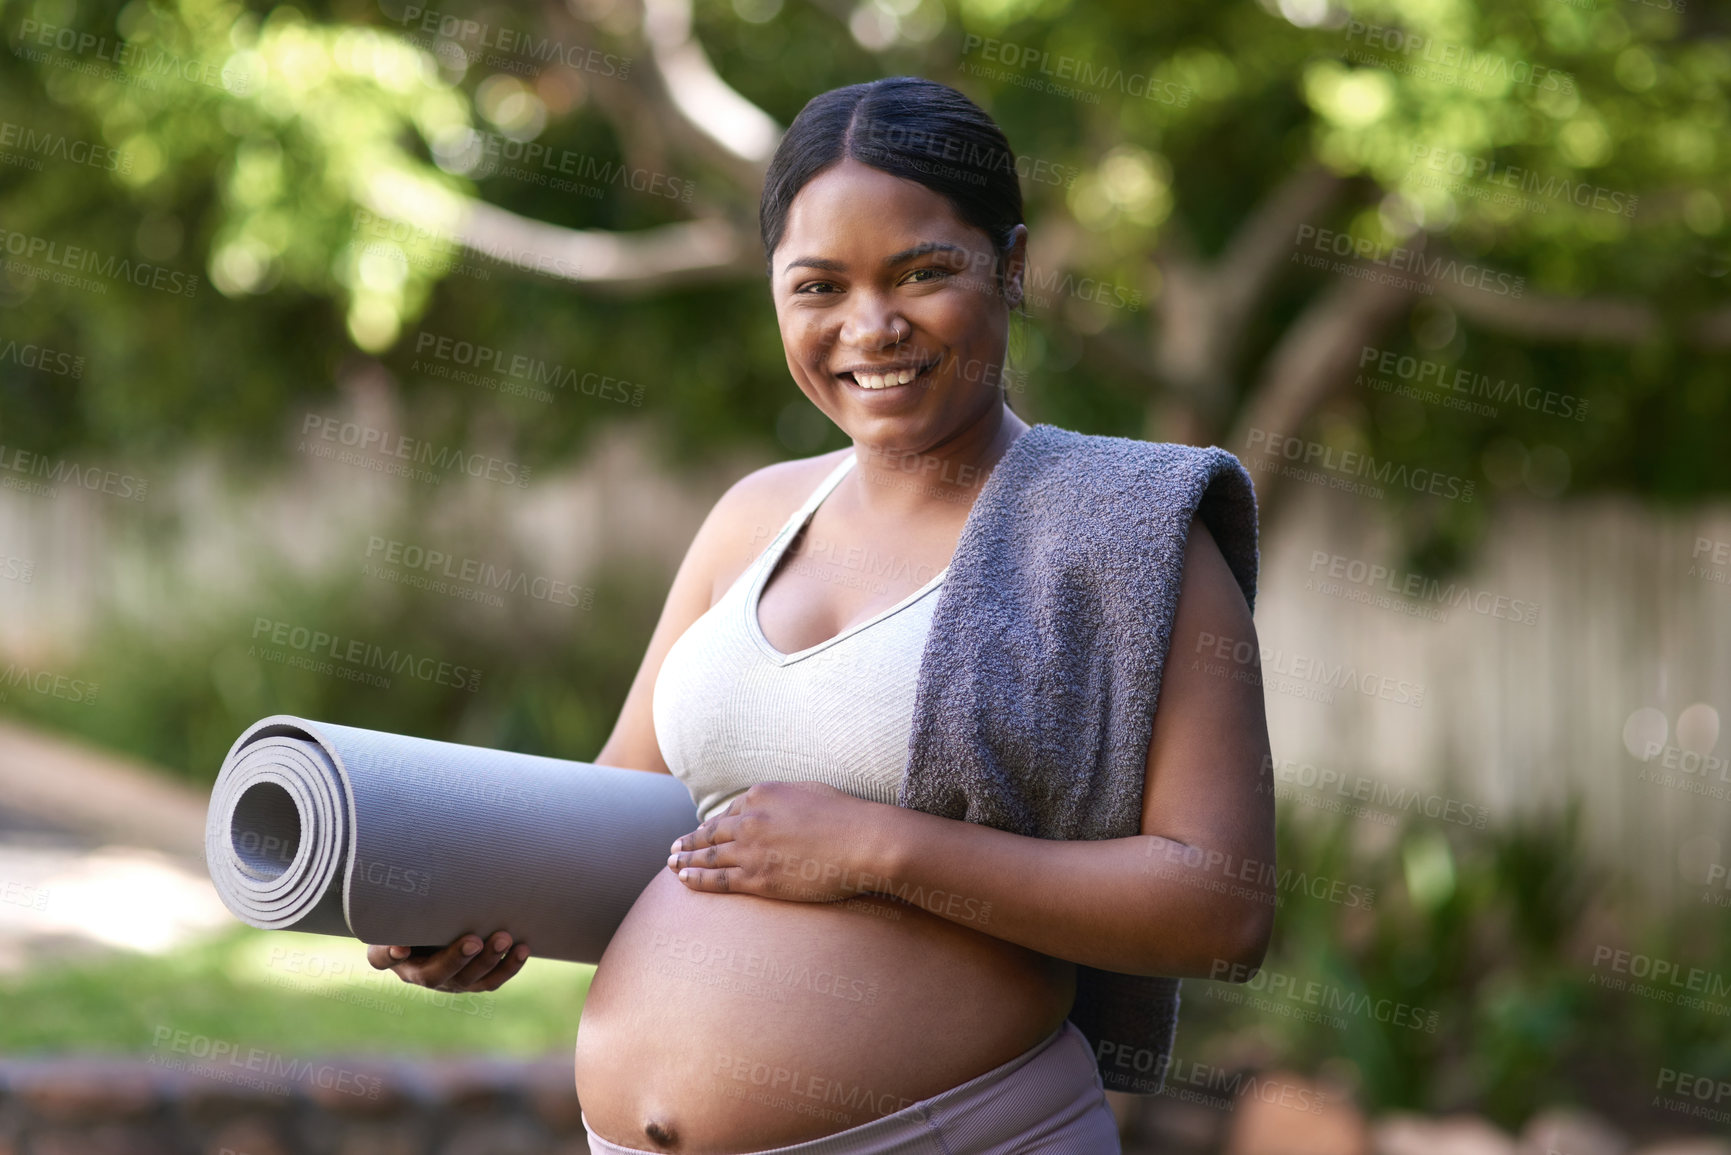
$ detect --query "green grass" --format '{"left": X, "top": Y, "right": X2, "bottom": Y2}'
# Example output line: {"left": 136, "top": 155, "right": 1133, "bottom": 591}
{"left": 0, "top": 925, "right": 594, "bottom": 1058}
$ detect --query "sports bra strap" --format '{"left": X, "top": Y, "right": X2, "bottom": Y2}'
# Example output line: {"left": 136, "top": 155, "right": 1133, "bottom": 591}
{"left": 763, "top": 452, "right": 857, "bottom": 555}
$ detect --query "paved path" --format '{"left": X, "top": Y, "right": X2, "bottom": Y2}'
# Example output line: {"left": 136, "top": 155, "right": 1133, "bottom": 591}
{"left": 0, "top": 720, "right": 232, "bottom": 975}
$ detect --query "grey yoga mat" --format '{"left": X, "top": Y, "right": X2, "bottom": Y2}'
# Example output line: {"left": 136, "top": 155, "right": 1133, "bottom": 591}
{"left": 205, "top": 714, "right": 700, "bottom": 964}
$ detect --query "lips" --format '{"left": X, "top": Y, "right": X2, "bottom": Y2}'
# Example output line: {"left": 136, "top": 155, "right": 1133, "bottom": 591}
{"left": 837, "top": 359, "right": 941, "bottom": 391}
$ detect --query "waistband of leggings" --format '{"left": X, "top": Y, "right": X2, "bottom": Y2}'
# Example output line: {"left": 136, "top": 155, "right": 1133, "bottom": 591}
{"left": 580, "top": 1019, "right": 1081, "bottom": 1155}
{"left": 915, "top": 1017, "right": 1075, "bottom": 1112}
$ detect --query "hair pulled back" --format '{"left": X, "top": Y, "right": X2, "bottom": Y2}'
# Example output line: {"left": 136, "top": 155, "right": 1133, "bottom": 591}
{"left": 758, "top": 76, "right": 1025, "bottom": 288}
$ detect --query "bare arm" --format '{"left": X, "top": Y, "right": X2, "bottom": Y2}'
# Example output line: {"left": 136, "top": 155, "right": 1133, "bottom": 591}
{"left": 367, "top": 455, "right": 837, "bottom": 986}
{"left": 849, "top": 516, "right": 1276, "bottom": 979}
{"left": 594, "top": 452, "right": 846, "bottom": 771}
{"left": 589, "top": 496, "right": 729, "bottom": 775}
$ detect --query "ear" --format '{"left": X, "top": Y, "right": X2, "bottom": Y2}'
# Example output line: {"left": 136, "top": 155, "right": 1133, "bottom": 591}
{"left": 998, "top": 224, "right": 1028, "bottom": 311}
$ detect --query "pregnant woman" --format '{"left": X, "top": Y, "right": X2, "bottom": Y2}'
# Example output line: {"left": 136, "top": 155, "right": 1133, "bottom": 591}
{"left": 369, "top": 76, "right": 1275, "bottom": 1154}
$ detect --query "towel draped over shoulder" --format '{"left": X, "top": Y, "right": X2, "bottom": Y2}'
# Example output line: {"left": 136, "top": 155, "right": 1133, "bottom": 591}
{"left": 898, "top": 421, "right": 1260, "bottom": 1095}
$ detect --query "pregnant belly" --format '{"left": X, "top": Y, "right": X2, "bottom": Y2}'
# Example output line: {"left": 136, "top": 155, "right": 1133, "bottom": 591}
{"left": 574, "top": 867, "right": 1078, "bottom": 1154}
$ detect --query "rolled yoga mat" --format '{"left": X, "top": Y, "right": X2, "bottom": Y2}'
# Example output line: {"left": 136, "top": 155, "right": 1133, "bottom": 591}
{"left": 205, "top": 714, "right": 700, "bottom": 964}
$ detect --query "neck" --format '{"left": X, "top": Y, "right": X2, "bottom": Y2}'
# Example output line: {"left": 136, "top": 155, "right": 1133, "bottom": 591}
{"left": 847, "top": 403, "right": 1030, "bottom": 520}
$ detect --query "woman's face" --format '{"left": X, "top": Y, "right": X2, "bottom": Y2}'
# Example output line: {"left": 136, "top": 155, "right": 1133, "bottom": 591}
{"left": 769, "top": 156, "right": 1026, "bottom": 456}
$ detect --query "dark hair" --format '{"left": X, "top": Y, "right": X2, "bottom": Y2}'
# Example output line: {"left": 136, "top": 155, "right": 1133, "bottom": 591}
{"left": 759, "top": 76, "right": 1025, "bottom": 289}
{"left": 760, "top": 77, "right": 1029, "bottom": 410}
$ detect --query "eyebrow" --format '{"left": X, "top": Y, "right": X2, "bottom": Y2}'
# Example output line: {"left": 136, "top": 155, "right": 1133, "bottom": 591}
{"left": 781, "top": 241, "right": 968, "bottom": 276}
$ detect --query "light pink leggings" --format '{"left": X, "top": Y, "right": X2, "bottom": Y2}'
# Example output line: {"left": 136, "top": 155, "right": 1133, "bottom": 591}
{"left": 580, "top": 1019, "right": 1122, "bottom": 1155}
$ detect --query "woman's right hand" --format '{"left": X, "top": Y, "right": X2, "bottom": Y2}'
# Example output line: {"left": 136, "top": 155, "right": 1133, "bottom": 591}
{"left": 365, "top": 931, "right": 530, "bottom": 993}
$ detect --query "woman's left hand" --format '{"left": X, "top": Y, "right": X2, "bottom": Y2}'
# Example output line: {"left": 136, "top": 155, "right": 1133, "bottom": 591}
{"left": 667, "top": 781, "right": 883, "bottom": 902}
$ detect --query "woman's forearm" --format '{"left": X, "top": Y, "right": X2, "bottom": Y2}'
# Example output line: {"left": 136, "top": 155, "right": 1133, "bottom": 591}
{"left": 824, "top": 800, "right": 1274, "bottom": 979}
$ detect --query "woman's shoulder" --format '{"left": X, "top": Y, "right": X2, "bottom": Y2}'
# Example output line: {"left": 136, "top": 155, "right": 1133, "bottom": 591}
{"left": 693, "top": 448, "right": 853, "bottom": 587}
{"left": 1005, "top": 426, "right": 1259, "bottom": 608}
{"left": 1005, "top": 427, "right": 1255, "bottom": 522}
{"left": 1025, "top": 425, "right": 1250, "bottom": 479}
{"left": 715, "top": 447, "right": 852, "bottom": 525}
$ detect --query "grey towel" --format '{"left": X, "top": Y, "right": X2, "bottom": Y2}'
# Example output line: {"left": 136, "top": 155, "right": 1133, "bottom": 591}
{"left": 899, "top": 422, "right": 1260, "bottom": 1095}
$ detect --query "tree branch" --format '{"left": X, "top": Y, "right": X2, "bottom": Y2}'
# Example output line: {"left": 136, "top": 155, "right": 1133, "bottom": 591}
{"left": 464, "top": 200, "right": 760, "bottom": 290}
{"left": 1432, "top": 276, "right": 1661, "bottom": 344}
{"left": 358, "top": 0, "right": 789, "bottom": 295}
{"left": 537, "top": 0, "right": 780, "bottom": 196}
{"left": 1225, "top": 272, "right": 1418, "bottom": 516}
{"left": 639, "top": 0, "right": 782, "bottom": 170}
{"left": 1151, "top": 166, "right": 1350, "bottom": 435}
{"left": 358, "top": 170, "right": 761, "bottom": 292}
{"left": 1214, "top": 164, "right": 1349, "bottom": 331}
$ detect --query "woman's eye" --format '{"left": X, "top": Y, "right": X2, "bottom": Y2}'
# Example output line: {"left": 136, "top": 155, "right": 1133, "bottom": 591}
{"left": 795, "top": 281, "right": 838, "bottom": 295}
{"left": 905, "top": 267, "right": 951, "bottom": 284}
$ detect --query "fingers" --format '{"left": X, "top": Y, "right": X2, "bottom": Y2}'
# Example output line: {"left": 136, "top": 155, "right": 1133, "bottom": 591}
{"left": 672, "top": 815, "right": 738, "bottom": 853}
{"left": 365, "top": 934, "right": 476, "bottom": 988}
{"left": 364, "top": 935, "right": 524, "bottom": 991}
{"left": 405, "top": 934, "right": 487, "bottom": 988}
{"left": 446, "top": 930, "right": 517, "bottom": 989}
{"left": 673, "top": 865, "right": 735, "bottom": 894}
{"left": 366, "top": 944, "right": 413, "bottom": 971}
{"left": 467, "top": 941, "right": 531, "bottom": 992}
{"left": 367, "top": 943, "right": 437, "bottom": 972}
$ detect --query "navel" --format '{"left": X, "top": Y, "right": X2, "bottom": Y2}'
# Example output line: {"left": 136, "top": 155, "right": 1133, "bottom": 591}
{"left": 643, "top": 1118, "right": 680, "bottom": 1149}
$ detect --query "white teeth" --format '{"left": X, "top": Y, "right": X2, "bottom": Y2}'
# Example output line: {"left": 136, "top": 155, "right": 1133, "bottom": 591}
{"left": 850, "top": 365, "right": 924, "bottom": 390}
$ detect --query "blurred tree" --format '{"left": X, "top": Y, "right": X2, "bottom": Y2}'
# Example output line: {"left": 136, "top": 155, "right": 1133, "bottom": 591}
{"left": 0, "top": 0, "right": 1726, "bottom": 549}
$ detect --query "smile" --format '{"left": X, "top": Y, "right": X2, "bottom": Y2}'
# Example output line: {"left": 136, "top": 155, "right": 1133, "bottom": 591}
{"left": 836, "top": 360, "right": 940, "bottom": 391}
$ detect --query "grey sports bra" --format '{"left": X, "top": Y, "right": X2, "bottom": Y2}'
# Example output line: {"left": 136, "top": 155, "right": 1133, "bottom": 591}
{"left": 651, "top": 453, "right": 949, "bottom": 821}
